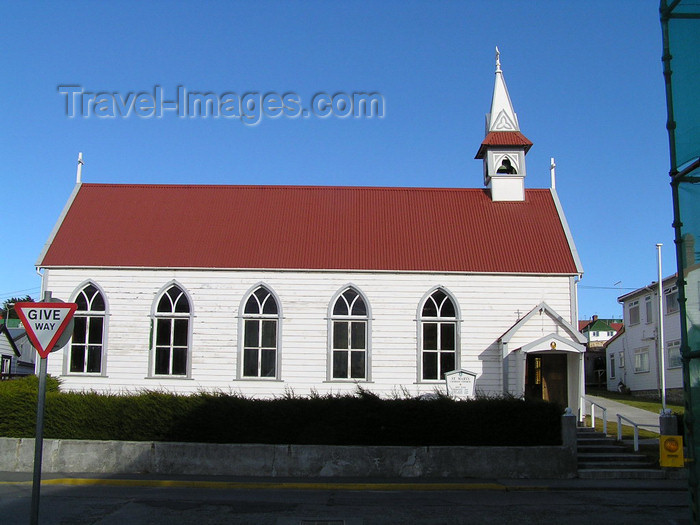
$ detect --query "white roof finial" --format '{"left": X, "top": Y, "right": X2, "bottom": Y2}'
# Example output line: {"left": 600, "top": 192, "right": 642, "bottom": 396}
{"left": 76, "top": 152, "right": 84, "bottom": 184}
{"left": 550, "top": 157, "right": 556, "bottom": 189}
{"left": 487, "top": 47, "right": 519, "bottom": 132}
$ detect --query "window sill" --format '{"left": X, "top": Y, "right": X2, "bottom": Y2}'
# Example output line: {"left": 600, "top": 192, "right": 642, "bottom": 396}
{"left": 145, "top": 376, "right": 194, "bottom": 380}
{"left": 235, "top": 377, "right": 284, "bottom": 382}
{"left": 62, "top": 373, "right": 109, "bottom": 378}
{"left": 323, "top": 380, "right": 373, "bottom": 384}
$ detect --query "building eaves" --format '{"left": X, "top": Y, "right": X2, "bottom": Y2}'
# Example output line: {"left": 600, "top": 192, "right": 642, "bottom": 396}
{"left": 617, "top": 274, "right": 679, "bottom": 303}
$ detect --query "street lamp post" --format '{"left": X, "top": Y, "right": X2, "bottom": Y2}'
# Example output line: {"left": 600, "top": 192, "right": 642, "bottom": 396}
{"left": 657, "top": 243, "right": 667, "bottom": 412}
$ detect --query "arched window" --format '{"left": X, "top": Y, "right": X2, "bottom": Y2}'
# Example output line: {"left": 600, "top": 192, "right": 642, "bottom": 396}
{"left": 420, "top": 289, "right": 458, "bottom": 380}
{"left": 152, "top": 285, "right": 191, "bottom": 376}
{"left": 331, "top": 288, "right": 369, "bottom": 380}
{"left": 69, "top": 284, "right": 106, "bottom": 374}
{"left": 242, "top": 286, "right": 279, "bottom": 378}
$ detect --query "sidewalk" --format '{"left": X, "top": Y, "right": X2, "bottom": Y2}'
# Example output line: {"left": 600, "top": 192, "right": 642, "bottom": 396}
{"left": 0, "top": 471, "right": 689, "bottom": 492}
{"left": 585, "top": 394, "right": 664, "bottom": 429}
{"left": 0, "top": 472, "right": 688, "bottom": 492}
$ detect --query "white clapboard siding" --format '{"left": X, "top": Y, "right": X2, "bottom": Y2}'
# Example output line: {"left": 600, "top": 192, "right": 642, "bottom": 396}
{"left": 42, "top": 268, "right": 574, "bottom": 397}
{"left": 609, "top": 280, "right": 684, "bottom": 394}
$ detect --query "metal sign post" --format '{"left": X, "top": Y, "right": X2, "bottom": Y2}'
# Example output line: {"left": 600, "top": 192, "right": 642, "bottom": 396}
{"left": 30, "top": 357, "right": 48, "bottom": 525}
{"left": 14, "top": 294, "right": 76, "bottom": 525}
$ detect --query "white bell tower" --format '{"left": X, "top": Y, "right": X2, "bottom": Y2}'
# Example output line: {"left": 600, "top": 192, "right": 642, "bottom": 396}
{"left": 475, "top": 48, "right": 532, "bottom": 202}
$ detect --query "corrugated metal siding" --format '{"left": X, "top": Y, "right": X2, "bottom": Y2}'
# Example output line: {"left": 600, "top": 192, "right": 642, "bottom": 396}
{"left": 40, "top": 184, "right": 578, "bottom": 274}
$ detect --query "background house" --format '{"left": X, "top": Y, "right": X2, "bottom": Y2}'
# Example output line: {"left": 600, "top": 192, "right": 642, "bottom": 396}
{"left": 605, "top": 275, "right": 682, "bottom": 402}
{"left": 579, "top": 315, "right": 622, "bottom": 388}
{"left": 33, "top": 55, "right": 587, "bottom": 410}
{"left": 0, "top": 325, "right": 34, "bottom": 379}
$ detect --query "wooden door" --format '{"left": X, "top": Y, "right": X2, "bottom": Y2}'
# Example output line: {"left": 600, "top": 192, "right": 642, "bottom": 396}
{"left": 541, "top": 354, "right": 567, "bottom": 406}
{"left": 525, "top": 353, "right": 567, "bottom": 406}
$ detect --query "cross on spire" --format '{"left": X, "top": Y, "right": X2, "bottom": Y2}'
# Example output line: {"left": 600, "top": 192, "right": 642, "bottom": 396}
{"left": 488, "top": 46, "right": 518, "bottom": 132}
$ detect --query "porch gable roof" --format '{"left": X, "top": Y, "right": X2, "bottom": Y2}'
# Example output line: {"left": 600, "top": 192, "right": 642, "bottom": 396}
{"left": 500, "top": 301, "right": 587, "bottom": 346}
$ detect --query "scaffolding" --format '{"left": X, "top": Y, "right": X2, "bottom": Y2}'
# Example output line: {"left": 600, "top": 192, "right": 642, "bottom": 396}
{"left": 660, "top": 0, "right": 700, "bottom": 520}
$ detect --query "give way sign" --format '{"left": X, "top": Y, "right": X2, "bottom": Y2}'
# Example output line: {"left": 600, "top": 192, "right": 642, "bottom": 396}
{"left": 14, "top": 302, "right": 78, "bottom": 359}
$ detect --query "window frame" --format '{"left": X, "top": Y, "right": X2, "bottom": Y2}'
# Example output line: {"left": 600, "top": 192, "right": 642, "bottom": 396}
{"left": 67, "top": 282, "right": 108, "bottom": 376}
{"left": 238, "top": 284, "right": 281, "bottom": 380}
{"left": 628, "top": 300, "right": 640, "bottom": 326}
{"left": 149, "top": 282, "right": 193, "bottom": 378}
{"left": 645, "top": 295, "right": 653, "bottom": 324}
{"left": 665, "top": 285, "right": 680, "bottom": 315}
{"left": 327, "top": 286, "right": 371, "bottom": 382}
{"left": 634, "top": 347, "right": 650, "bottom": 373}
{"left": 1, "top": 355, "right": 11, "bottom": 376}
{"left": 417, "top": 287, "right": 461, "bottom": 382}
{"left": 609, "top": 352, "right": 616, "bottom": 379}
{"left": 667, "top": 340, "right": 682, "bottom": 369}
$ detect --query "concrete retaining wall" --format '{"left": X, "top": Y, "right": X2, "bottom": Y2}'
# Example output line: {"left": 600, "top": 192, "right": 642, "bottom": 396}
{"left": 632, "top": 388, "right": 684, "bottom": 405}
{"left": 0, "top": 438, "right": 576, "bottom": 479}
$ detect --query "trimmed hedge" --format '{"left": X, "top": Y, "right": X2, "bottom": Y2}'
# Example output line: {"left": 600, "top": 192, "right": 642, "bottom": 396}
{"left": 0, "top": 378, "right": 562, "bottom": 446}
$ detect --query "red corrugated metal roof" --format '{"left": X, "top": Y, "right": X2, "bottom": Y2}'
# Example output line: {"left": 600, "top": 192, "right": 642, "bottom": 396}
{"left": 475, "top": 131, "right": 533, "bottom": 159}
{"left": 39, "top": 184, "right": 579, "bottom": 274}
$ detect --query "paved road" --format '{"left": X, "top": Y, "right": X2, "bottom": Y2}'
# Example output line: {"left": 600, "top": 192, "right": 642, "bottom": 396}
{"left": 0, "top": 474, "right": 692, "bottom": 524}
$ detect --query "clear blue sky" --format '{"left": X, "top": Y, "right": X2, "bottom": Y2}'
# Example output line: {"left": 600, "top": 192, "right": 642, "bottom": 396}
{"left": 0, "top": 1, "right": 674, "bottom": 320}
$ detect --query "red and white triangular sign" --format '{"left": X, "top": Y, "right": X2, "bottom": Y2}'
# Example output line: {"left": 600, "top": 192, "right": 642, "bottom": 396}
{"left": 14, "top": 302, "right": 78, "bottom": 359}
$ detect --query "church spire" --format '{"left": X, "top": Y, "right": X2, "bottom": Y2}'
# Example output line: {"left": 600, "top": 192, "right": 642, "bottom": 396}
{"left": 475, "top": 48, "right": 533, "bottom": 202}
{"left": 487, "top": 46, "right": 519, "bottom": 132}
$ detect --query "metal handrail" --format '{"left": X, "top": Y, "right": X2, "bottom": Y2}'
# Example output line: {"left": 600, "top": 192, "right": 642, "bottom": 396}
{"left": 582, "top": 397, "right": 608, "bottom": 434}
{"left": 616, "top": 414, "right": 660, "bottom": 452}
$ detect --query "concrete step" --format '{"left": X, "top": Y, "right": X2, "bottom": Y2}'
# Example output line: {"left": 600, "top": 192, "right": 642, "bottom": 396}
{"left": 575, "top": 427, "right": 663, "bottom": 478}
{"left": 576, "top": 439, "right": 627, "bottom": 450}
{"left": 578, "top": 468, "right": 667, "bottom": 480}
{"left": 578, "top": 461, "right": 656, "bottom": 469}
{"left": 576, "top": 434, "right": 617, "bottom": 444}
{"left": 577, "top": 452, "right": 651, "bottom": 462}
{"left": 576, "top": 427, "right": 611, "bottom": 434}
{"left": 578, "top": 444, "right": 629, "bottom": 454}
{"left": 576, "top": 426, "right": 601, "bottom": 433}
{"left": 576, "top": 430, "right": 614, "bottom": 441}
{"left": 577, "top": 430, "right": 618, "bottom": 438}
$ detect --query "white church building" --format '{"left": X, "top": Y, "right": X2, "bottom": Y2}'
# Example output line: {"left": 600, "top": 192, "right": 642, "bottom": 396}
{"left": 36, "top": 53, "right": 586, "bottom": 409}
